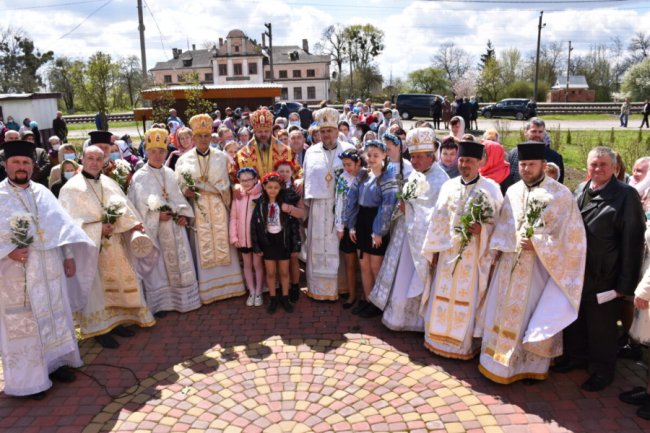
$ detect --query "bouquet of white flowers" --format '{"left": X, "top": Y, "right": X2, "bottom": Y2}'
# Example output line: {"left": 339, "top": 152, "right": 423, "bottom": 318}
{"left": 450, "top": 189, "right": 494, "bottom": 275}
{"left": 397, "top": 171, "right": 429, "bottom": 202}
{"left": 511, "top": 188, "right": 552, "bottom": 274}
{"left": 101, "top": 198, "right": 126, "bottom": 249}
{"left": 147, "top": 194, "right": 187, "bottom": 226}
{"left": 9, "top": 212, "right": 34, "bottom": 306}
{"left": 181, "top": 170, "right": 207, "bottom": 219}
{"left": 110, "top": 159, "right": 131, "bottom": 192}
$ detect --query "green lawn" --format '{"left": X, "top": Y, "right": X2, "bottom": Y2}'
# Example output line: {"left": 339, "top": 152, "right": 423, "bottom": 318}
{"left": 540, "top": 113, "right": 643, "bottom": 121}
{"left": 67, "top": 121, "right": 138, "bottom": 131}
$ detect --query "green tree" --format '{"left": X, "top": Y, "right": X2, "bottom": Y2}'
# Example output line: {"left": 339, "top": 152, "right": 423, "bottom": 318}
{"left": 78, "top": 52, "right": 118, "bottom": 130}
{"left": 118, "top": 55, "right": 145, "bottom": 108}
{"left": 477, "top": 57, "right": 503, "bottom": 101}
{"left": 342, "top": 24, "right": 384, "bottom": 97}
{"left": 500, "top": 47, "right": 523, "bottom": 84}
{"left": 182, "top": 72, "right": 213, "bottom": 119}
{"left": 622, "top": 57, "right": 650, "bottom": 100}
{"left": 479, "top": 40, "right": 495, "bottom": 70}
{"left": 48, "top": 56, "right": 84, "bottom": 112}
{"left": 0, "top": 27, "right": 54, "bottom": 92}
{"left": 406, "top": 67, "right": 449, "bottom": 94}
{"left": 573, "top": 45, "right": 615, "bottom": 101}
{"left": 152, "top": 85, "right": 176, "bottom": 124}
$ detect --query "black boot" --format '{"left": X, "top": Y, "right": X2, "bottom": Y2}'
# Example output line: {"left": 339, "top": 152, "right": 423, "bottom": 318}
{"left": 289, "top": 284, "right": 300, "bottom": 303}
{"left": 94, "top": 334, "right": 119, "bottom": 349}
{"left": 280, "top": 295, "right": 294, "bottom": 313}
{"left": 112, "top": 325, "right": 136, "bottom": 338}
{"left": 267, "top": 295, "right": 278, "bottom": 314}
{"left": 49, "top": 366, "right": 76, "bottom": 383}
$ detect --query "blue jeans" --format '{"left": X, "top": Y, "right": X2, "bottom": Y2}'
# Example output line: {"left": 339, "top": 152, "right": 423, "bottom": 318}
{"left": 620, "top": 113, "right": 628, "bottom": 127}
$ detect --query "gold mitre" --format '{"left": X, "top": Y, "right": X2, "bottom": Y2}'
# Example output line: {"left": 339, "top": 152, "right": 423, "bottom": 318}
{"left": 250, "top": 109, "right": 274, "bottom": 130}
{"left": 144, "top": 128, "right": 169, "bottom": 151}
{"left": 406, "top": 127, "right": 436, "bottom": 153}
{"left": 189, "top": 114, "right": 212, "bottom": 135}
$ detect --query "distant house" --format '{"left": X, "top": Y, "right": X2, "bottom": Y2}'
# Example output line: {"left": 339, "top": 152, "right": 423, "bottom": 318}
{"left": 547, "top": 75, "right": 596, "bottom": 102}
{"left": 149, "top": 29, "right": 331, "bottom": 106}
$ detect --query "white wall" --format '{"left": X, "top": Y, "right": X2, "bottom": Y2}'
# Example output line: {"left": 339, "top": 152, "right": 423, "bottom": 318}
{"left": 0, "top": 97, "right": 59, "bottom": 130}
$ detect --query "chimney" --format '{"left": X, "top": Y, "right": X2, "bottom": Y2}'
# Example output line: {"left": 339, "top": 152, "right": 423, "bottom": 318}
{"left": 219, "top": 38, "right": 223, "bottom": 47}
{"left": 302, "top": 39, "right": 309, "bottom": 54}
{"left": 192, "top": 44, "right": 196, "bottom": 51}
{"left": 172, "top": 48, "right": 179, "bottom": 59}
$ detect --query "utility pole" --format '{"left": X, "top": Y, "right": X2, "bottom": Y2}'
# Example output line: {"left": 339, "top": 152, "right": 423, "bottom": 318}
{"left": 565, "top": 40, "right": 573, "bottom": 103}
{"left": 348, "top": 40, "right": 354, "bottom": 97}
{"left": 533, "top": 10, "right": 545, "bottom": 102}
{"left": 137, "top": 0, "right": 147, "bottom": 79}
{"left": 264, "top": 23, "right": 274, "bottom": 82}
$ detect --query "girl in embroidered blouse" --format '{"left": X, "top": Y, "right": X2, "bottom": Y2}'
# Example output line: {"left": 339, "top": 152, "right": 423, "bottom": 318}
{"left": 274, "top": 160, "right": 306, "bottom": 303}
{"left": 383, "top": 133, "right": 412, "bottom": 183}
{"left": 335, "top": 149, "right": 363, "bottom": 309}
{"left": 251, "top": 172, "right": 301, "bottom": 314}
{"left": 345, "top": 140, "right": 399, "bottom": 318}
{"left": 230, "top": 168, "right": 264, "bottom": 307}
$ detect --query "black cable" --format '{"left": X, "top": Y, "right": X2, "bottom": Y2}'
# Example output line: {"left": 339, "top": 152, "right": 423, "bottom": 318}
{"left": 73, "top": 363, "right": 142, "bottom": 399}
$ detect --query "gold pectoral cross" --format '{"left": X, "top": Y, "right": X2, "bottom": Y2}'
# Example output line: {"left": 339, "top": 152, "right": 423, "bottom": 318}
{"left": 325, "top": 172, "right": 333, "bottom": 186}
{"left": 36, "top": 228, "right": 45, "bottom": 242}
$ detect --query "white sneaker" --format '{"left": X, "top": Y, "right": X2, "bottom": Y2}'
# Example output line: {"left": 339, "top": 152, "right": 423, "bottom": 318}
{"left": 254, "top": 294, "right": 263, "bottom": 307}
{"left": 246, "top": 293, "right": 255, "bottom": 306}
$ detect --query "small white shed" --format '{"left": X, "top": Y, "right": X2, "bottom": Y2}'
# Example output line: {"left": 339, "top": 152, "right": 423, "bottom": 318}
{"left": 0, "top": 93, "right": 61, "bottom": 136}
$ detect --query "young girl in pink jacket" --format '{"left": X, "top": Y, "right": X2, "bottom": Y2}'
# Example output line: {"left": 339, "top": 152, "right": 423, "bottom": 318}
{"left": 230, "top": 167, "right": 264, "bottom": 306}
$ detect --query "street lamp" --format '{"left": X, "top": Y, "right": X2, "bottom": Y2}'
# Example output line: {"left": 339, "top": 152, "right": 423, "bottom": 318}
{"left": 533, "top": 11, "right": 545, "bottom": 103}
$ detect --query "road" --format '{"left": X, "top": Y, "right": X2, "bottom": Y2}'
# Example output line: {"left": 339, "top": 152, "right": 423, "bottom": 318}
{"left": 68, "top": 117, "right": 640, "bottom": 141}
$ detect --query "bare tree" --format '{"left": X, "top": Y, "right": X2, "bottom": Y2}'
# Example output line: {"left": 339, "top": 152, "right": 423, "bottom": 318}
{"left": 500, "top": 47, "right": 523, "bottom": 84}
{"left": 315, "top": 24, "right": 347, "bottom": 102}
{"left": 432, "top": 42, "right": 473, "bottom": 86}
{"left": 628, "top": 31, "right": 650, "bottom": 61}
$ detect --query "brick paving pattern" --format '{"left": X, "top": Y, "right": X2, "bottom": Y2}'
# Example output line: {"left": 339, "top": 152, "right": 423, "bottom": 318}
{"left": 1, "top": 294, "right": 649, "bottom": 433}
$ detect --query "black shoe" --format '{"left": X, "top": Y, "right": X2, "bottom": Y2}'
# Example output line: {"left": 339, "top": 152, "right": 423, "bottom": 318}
{"left": 280, "top": 296, "right": 294, "bottom": 313}
{"left": 112, "top": 325, "right": 136, "bottom": 338}
{"left": 154, "top": 311, "right": 168, "bottom": 319}
{"left": 267, "top": 296, "right": 278, "bottom": 314}
{"left": 637, "top": 402, "right": 650, "bottom": 420}
{"left": 94, "top": 334, "right": 119, "bottom": 349}
{"left": 343, "top": 299, "right": 356, "bottom": 309}
{"left": 620, "top": 387, "right": 650, "bottom": 406}
{"left": 351, "top": 300, "right": 368, "bottom": 315}
{"left": 49, "top": 366, "right": 76, "bottom": 383}
{"left": 551, "top": 358, "right": 587, "bottom": 373}
{"left": 581, "top": 373, "right": 612, "bottom": 392}
{"left": 289, "top": 285, "right": 300, "bottom": 303}
{"left": 618, "top": 344, "right": 643, "bottom": 360}
{"left": 28, "top": 391, "right": 47, "bottom": 401}
{"left": 359, "top": 304, "right": 382, "bottom": 318}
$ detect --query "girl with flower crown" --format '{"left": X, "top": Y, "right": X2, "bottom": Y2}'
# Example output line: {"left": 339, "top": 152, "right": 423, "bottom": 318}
{"left": 251, "top": 172, "right": 301, "bottom": 314}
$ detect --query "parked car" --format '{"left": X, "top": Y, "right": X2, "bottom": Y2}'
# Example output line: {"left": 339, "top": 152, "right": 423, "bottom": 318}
{"left": 272, "top": 101, "right": 304, "bottom": 117}
{"left": 396, "top": 93, "right": 443, "bottom": 120}
{"left": 481, "top": 98, "right": 532, "bottom": 120}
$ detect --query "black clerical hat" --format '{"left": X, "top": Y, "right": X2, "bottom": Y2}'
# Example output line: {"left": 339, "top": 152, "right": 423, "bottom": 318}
{"left": 517, "top": 141, "right": 546, "bottom": 161}
{"left": 458, "top": 141, "right": 485, "bottom": 159}
{"left": 89, "top": 130, "right": 113, "bottom": 145}
{"left": 3, "top": 140, "right": 35, "bottom": 160}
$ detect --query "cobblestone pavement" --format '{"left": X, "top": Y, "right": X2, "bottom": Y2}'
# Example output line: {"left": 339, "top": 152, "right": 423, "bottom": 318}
{"left": 1, "top": 292, "right": 649, "bottom": 433}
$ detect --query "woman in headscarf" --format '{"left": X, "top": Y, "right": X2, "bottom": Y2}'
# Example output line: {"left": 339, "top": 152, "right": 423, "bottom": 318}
{"left": 165, "top": 126, "right": 194, "bottom": 170}
{"left": 448, "top": 116, "right": 465, "bottom": 140}
{"left": 479, "top": 129, "right": 511, "bottom": 194}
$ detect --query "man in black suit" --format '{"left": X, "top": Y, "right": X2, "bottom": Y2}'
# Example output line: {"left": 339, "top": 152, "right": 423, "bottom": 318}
{"left": 554, "top": 146, "right": 645, "bottom": 391}
{"left": 507, "top": 118, "right": 564, "bottom": 185}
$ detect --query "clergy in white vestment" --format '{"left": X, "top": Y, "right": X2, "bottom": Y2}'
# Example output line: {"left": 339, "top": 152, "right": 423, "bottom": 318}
{"left": 303, "top": 108, "right": 354, "bottom": 300}
{"left": 0, "top": 140, "right": 97, "bottom": 398}
{"left": 59, "top": 138, "right": 156, "bottom": 349}
{"left": 128, "top": 128, "right": 200, "bottom": 317}
{"left": 175, "top": 114, "right": 245, "bottom": 303}
{"left": 479, "top": 141, "right": 586, "bottom": 384}
{"left": 420, "top": 140, "right": 503, "bottom": 359}
{"left": 368, "top": 127, "right": 448, "bottom": 331}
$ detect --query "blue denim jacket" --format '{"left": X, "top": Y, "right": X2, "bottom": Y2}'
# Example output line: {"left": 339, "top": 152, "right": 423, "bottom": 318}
{"left": 344, "top": 166, "right": 398, "bottom": 237}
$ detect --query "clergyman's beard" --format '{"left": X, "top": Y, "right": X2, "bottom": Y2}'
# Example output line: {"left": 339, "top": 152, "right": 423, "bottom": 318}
{"left": 10, "top": 172, "right": 29, "bottom": 184}
{"left": 258, "top": 139, "right": 270, "bottom": 152}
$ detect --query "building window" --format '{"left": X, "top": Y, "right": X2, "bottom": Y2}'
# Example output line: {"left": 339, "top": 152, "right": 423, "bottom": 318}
{"left": 205, "top": 73, "right": 213, "bottom": 82}
{"left": 281, "top": 88, "right": 289, "bottom": 100}
{"left": 307, "top": 69, "right": 315, "bottom": 77}
{"left": 219, "top": 64, "right": 227, "bottom": 76}
{"left": 164, "top": 75, "right": 172, "bottom": 83}
{"left": 265, "top": 71, "right": 271, "bottom": 79}
{"left": 235, "top": 45, "right": 240, "bottom": 53}
{"left": 307, "top": 86, "right": 316, "bottom": 100}
{"left": 293, "top": 70, "right": 302, "bottom": 78}
{"left": 234, "top": 63, "right": 243, "bottom": 75}
{"left": 249, "top": 63, "right": 257, "bottom": 74}
{"left": 279, "top": 70, "right": 288, "bottom": 79}
{"left": 293, "top": 87, "right": 303, "bottom": 100}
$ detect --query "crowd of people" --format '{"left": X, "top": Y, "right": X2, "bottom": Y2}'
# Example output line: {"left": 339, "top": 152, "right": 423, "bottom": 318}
{"left": 1, "top": 100, "right": 650, "bottom": 423}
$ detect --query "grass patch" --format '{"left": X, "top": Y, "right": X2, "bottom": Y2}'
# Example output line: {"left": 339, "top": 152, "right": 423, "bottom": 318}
{"left": 540, "top": 114, "right": 643, "bottom": 121}
{"left": 67, "top": 121, "right": 139, "bottom": 131}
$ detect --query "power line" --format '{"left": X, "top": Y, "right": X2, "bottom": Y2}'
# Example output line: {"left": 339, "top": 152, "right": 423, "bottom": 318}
{"left": 0, "top": 0, "right": 104, "bottom": 12}
{"left": 143, "top": 0, "right": 171, "bottom": 60}
{"left": 57, "top": 0, "right": 112, "bottom": 40}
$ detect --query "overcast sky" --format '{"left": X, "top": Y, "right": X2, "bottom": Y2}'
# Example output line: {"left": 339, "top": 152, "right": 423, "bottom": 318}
{"left": 4, "top": 0, "right": 650, "bottom": 81}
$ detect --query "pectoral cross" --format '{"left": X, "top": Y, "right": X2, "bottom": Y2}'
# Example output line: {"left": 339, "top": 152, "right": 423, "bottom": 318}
{"left": 36, "top": 228, "right": 45, "bottom": 243}
{"left": 325, "top": 172, "right": 333, "bottom": 186}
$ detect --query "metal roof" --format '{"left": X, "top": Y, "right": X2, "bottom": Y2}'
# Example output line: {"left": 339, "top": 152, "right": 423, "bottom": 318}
{"left": 141, "top": 83, "right": 283, "bottom": 93}
{"left": 552, "top": 75, "right": 589, "bottom": 89}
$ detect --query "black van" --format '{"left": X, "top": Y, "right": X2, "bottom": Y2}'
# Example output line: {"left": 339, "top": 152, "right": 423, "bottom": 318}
{"left": 396, "top": 93, "right": 442, "bottom": 120}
